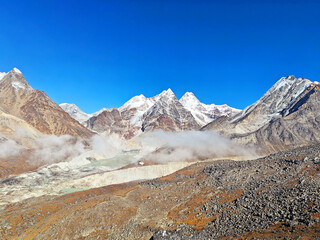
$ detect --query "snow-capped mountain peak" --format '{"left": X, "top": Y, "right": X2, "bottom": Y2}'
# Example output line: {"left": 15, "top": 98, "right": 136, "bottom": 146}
{"left": 268, "top": 75, "right": 311, "bottom": 96}
{"left": 119, "top": 94, "right": 148, "bottom": 111}
{"left": 180, "top": 92, "right": 202, "bottom": 109}
{"left": 0, "top": 68, "right": 31, "bottom": 92}
{"left": 60, "top": 103, "right": 93, "bottom": 123}
{"left": 0, "top": 72, "right": 6, "bottom": 81}
{"left": 160, "top": 88, "right": 175, "bottom": 97}
{"left": 12, "top": 68, "right": 22, "bottom": 74}
{"left": 119, "top": 93, "right": 155, "bottom": 126}
{"left": 222, "top": 75, "right": 313, "bottom": 135}
{"left": 152, "top": 88, "right": 177, "bottom": 103}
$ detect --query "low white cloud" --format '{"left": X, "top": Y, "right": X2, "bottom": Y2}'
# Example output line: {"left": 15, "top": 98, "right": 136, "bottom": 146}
{"left": 0, "top": 128, "right": 255, "bottom": 167}
{"left": 136, "top": 130, "right": 256, "bottom": 162}
{"left": 0, "top": 135, "right": 24, "bottom": 158}
{"left": 31, "top": 134, "right": 86, "bottom": 164}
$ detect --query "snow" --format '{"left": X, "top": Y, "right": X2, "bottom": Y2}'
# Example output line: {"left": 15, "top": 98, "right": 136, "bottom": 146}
{"left": 12, "top": 68, "right": 22, "bottom": 74}
{"left": 59, "top": 103, "right": 93, "bottom": 123}
{"left": 226, "top": 75, "right": 313, "bottom": 135}
{"left": 153, "top": 88, "right": 176, "bottom": 102}
{"left": 11, "top": 81, "right": 26, "bottom": 90}
{"left": 119, "top": 94, "right": 155, "bottom": 126}
{"left": 179, "top": 91, "right": 240, "bottom": 126}
{"left": 0, "top": 72, "right": 6, "bottom": 81}
{"left": 292, "top": 80, "right": 311, "bottom": 100}
{"left": 180, "top": 92, "right": 202, "bottom": 109}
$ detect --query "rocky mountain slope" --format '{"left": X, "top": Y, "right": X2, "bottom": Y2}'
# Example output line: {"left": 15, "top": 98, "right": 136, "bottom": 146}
{"left": 0, "top": 68, "right": 94, "bottom": 138}
{"left": 180, "top": 92, "right": 240, "bottom": 126}
{"left": 75, "top": 89, "right": 238, "bottom": 138}
{"left": 0, "top": 144, "right": 319, "bottom": 239}
{"left": 59, "top": 103, "right": 110, "bottom": 124}
{"left": 85, "top": 108, "right": 141, "bottom": 139}
{"left": 203, "top": 76, "right": 320, "bottom": 154}
{"left": 59, "top": 103, "right": 93, "bottom": 123}
{"left": 141, "top": 89, "right": 200, "bottom": 132}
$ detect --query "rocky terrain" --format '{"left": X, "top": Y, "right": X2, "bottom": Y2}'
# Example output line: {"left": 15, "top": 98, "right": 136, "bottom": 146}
{"left": 0, "top": 144, "right": 319, "bottom": 239}
{"left": 1, "top": 71, "right": 320, "bottom": 239}
{"left": 62, "top": 89, "right": 239, "bottom": 139}
{"left": 180, "top": 92, "right": 240, "bottom": 126}
{"left": 0, "top": 68, "right": 93, "bottom": 138}
{"left": 85, "top": 108, "right": 141, "bottom": 139}
{"left": 203, "top": 76, "right": 320, "bottom": 154}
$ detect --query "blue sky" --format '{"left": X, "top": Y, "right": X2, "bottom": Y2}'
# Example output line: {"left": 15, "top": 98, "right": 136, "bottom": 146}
{"left": 0, "top": 0, "right": 319, "bottom": 113}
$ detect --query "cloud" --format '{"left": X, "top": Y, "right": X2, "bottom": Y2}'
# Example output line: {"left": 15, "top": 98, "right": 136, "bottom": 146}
{"left": 31, "top": 134, "right": 86, "bottom": 164}
{"left": 136, "top": 130, "right": 256, "bottom": 162}
{"left": 0, "top": 135, "right": 24, "bottom": 158}
{"left": 0, "top": 128, "right": 255, "bottom": 167}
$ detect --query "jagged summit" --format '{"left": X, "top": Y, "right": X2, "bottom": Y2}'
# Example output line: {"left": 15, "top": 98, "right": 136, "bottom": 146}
{"left": 0, "top": 68, "right": 94, "bottom": 138}
{"left": 202, "top": 75, "right": 320, "bottom": 154}
{"left": 12, "top": 67, "right": 22, "bottom": 74}
{"left": 203, "top": 75, "right": 313, "bottom": 135}
{"left": 59, "top": 103, "right": 93, "bottom": 123}
{"left": 180, "top": 92, "right": 202, "bottom": 108}
{"left": 0, "top": 68, "right": 31, "bottom": 91}
{"left": 164, "top": 88, "right": 174, "bottom": 94}
{"left": 80, "top": 87, "right": 240, "bottom": 138}
{"left": 154, "top": 88, "right": 176, "bottom": 100}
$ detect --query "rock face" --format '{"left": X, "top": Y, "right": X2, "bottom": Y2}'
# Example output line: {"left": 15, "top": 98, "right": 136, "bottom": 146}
{"left": 84, "top": 89, "right": 238, "bottom": 138}
{"left": 202, "top": 76, "right": 320, "bottom": 154}
{"left": 86, "top": 108, "right": 140, "bottom": 139}
{"left": 180, "top": 92, "right": 240, "bottom": 126}
{"left": 0, "top": 68, "right": 94, "bottom": 138}
{"left": 0, "top": 144, "right": 319, "bottom": 239}
{"left": 0, "top": 109, "right": 41, "bottom": 139}
{"left": 59, "top": 103, "right": 93, "bottom": 123}
{"left": 141, "top": 89, "right": 200, "bottom": 132}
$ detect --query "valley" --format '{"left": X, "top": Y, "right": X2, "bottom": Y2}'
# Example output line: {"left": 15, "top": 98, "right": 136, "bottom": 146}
{"left": 0, "top": 68, "right": 319, "bottom": 239}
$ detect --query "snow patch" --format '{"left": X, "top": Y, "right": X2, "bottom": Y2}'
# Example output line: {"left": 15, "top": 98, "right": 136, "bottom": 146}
{"left": 59, "top": 103, "right": 93, "bottom": 123}
{"left": 11, "top": 81, "right": 26, "bottom": 90}
{"left": 12, "top": 68, "right": 22, "bottom": 74}
{"left": 0, "top": 72, "right": 6, "bottom": 81}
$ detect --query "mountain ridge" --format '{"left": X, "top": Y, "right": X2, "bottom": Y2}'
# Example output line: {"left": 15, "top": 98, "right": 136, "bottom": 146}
{"left": 0, "top": 68, "right": 94, "bottom": 138}
{"left": 62, "top": 88, "right": 239, "bottom": 138}
{"left": 202, "top": 75, "right": 320, "bottom": 154}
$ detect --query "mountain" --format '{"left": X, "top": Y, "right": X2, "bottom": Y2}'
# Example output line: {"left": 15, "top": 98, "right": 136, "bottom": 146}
{"left": 0, "top": 68, "right": 94, "bottom": 138}
{"left": 118, "top": 94, "right": 155, "bottom": 127}
{"left": 59, "top": 103, "right": 93, "bottom": 123}
{"left": 179, "top": 92, "right": 240, "bottom": 126}
{"left": 59, "top": 103, "right": 111, "bottom": 124}
{"left": 141, "top": 89, "right": 200, "bottom": 132}
{"left": 84, "top": 89, "right": 238, "bottom": 138}
{"left": 1, "top": 143, "right": 319, "bottom": 239}
{"left": 202, "top": 75, "right": 320, "bottom": 153}
{"left": 85, "top": 108, "right": 140, "bottom": 139}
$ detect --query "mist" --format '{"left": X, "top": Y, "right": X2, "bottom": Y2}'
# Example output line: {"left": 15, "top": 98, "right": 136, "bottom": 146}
{"left": 0, "top": 128, "right": 255, "bottom": 166}
{"left": 0, "top": 135, "right": 24, "bottom": 158}
{"left": 136, "top": 130, "right": 256, "bottom": 163}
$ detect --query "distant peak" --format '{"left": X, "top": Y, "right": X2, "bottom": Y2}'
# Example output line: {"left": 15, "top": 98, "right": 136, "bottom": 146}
{"left": 0, "top": 72, "right": 6, "bottom": 81}
{"left": 181, "top": 92, "right": 196, "bottom": 99}
{"left": 11, "top": 68, "right": 22, "bottom": 75}
{"left": 133, "top": 94, "right": 147, "bottom": 100}
{"left": 180, "top": 91, "right": 201, "bottom": 107}
{"left": 160, "top": 88, "right": 175, "bottom": 96}
{"left": 60, "top": 103, "right": 77, "bottom": 107}
{"left": 285, "top": 75, "right": 295, "bottom": 80}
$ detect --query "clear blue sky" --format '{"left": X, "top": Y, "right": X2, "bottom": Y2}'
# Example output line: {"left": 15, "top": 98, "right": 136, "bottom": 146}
{"left": 0, "top": 0, "right": 319, "bottom": 113}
